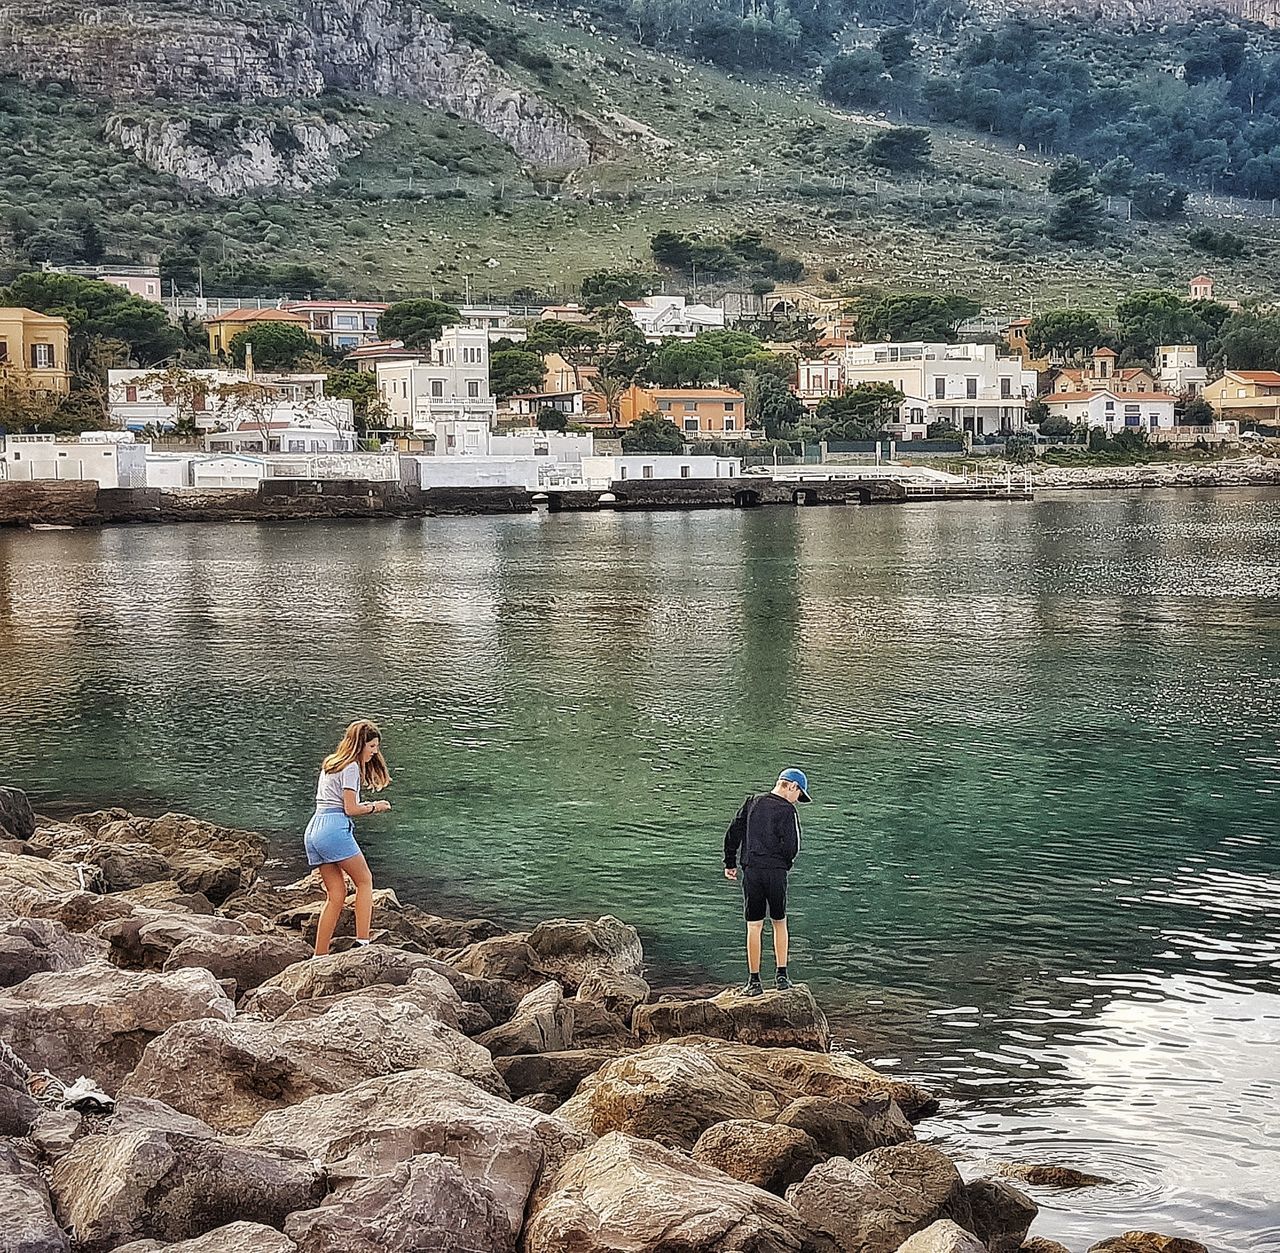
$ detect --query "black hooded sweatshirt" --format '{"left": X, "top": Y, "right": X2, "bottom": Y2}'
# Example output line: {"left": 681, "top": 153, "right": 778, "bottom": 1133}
{"left": 723, "top": 792, "right": 801, "bottom": 872}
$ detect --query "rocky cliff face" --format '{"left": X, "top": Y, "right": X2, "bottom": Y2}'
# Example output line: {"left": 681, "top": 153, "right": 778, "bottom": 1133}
{"left": 104, "top": 112, "right": 386, "bottom": 195}
{"left": 0, "top": 0, "right": 591, "bottom": 171}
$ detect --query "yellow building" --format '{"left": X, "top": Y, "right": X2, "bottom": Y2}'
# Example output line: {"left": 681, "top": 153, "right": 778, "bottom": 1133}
{"left": 204, "top": 308, "right": 317, "bottom": 357}
{"left": 619, "top": 383, "right": 753, "bottom": 440}
{"left": 0, "top": 307, "right": 72, "bottom": 395}
{"left": 1203, "top": 370, "right": 1280, "bottom": 425}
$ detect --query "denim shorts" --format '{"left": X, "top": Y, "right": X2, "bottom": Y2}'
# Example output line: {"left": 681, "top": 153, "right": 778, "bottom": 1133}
{"left": 304, "top": 808, "right": 361, "bottom": 866}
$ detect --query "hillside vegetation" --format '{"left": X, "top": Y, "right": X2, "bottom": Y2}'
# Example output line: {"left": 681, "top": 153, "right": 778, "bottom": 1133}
{"left": 2, "top": 0, "right": 1280, "bottom": 308}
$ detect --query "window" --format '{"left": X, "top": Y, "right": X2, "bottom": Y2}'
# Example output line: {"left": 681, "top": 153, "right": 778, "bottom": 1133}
{"left": 680, "top": 465, "right": 691, "bottom": 478}
{"left": 430, "top": 381, "right": 444, "bottom": 398}
{"left": 724, "top": 402, "right": 734, "bottom": 411}
{"left": 658, "top": 400, "right": 671, "bottom": 411}
{"left": 467, "top": 381, "right": 479, "bottom": 399}
{"left": 966, "top": 378, "right": 978, "bottom": 400}
{"left": 31, "top": 343, "right": 54, "bottom": 369}
{"left": 1000, "top": 377, "right": 1011, "bottom": 398}
{"left": 683, "top": 401, "right": 696, "bottom": 411}
{"left": 1105, "top": 400, "right": 1114, "bottom": 411}
{"left": 724, "top": 417, "right": 736, "bottom": 432}
{"left": 934, "top": 377, "right": 946, "bottom": 399}
{"left": 684, "top": 418, "right": 698, "bottom": 432}
{"left": 642, "top": 465, "right": 653, "bottom": 479}
{"left": 0, "top": 339, "right": 8, "bottom": 362}
{"left": 125, "top": 386, "right": 138, "bottom": 403}
{"left": 620, "top": 466, "right": 627, "bottom": 479}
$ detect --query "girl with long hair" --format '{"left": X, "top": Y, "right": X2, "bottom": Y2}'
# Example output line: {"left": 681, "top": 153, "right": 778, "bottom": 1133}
{"left": 304, "top": 719, "right": 392, "bottom": 956}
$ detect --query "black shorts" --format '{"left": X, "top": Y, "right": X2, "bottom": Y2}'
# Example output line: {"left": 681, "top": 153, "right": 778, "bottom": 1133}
{"left": 742, "top": 867, "right": 787, "bottom": 922}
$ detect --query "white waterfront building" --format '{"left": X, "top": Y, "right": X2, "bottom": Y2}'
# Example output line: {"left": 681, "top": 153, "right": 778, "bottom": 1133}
{"left": 108, "top": 369, "right": 354, "bottom": 436}
{"left": 620, "top": 296, "right": 726, "bottom": 343}
{"left": 798, "top": 342, "right": 1037, "bottom": 439}
{"left": 1041, "top": 389, "right": 1177, "bottom": 434}
{"left": 0, "top": 432, "right": 149, "bottom": 487}
{"left": 581, "top": 455, "right": 740, "bottom": 488}
{"left": 375, "top": 325, "right": 496, "bottom": 450}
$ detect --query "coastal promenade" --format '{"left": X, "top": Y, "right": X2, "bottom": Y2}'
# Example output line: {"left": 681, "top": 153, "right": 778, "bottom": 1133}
{"left": 0, "top": 785, "right": 1206, "bottom": 1253}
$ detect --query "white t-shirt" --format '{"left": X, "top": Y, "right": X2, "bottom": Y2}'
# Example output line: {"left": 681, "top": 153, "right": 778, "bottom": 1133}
{"left": 316, "top": 761, "right": 361, "bottom": 809}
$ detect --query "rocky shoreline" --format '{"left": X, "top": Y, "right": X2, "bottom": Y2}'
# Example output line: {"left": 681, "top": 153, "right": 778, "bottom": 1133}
{"left": 0, "top": 786, "right": 1209, "bottom": 1253}
{"left": 1028, "top": 455, "right": 1280, "bottom": 492}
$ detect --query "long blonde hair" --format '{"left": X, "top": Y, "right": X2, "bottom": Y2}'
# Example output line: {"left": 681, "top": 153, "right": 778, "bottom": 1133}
{"left": 322, "top": 719, "right": 391, "bottom": 792}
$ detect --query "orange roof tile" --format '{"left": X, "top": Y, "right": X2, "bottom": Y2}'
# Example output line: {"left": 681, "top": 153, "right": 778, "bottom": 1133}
{"left": 207, "top": 308, "right": 310, "bottom": 325}
{"left": 1232, "top": 371, "right": 1280, "bottom": 385}
{"left": 1092, "top": 347, "right": 1118, "bottom": 357}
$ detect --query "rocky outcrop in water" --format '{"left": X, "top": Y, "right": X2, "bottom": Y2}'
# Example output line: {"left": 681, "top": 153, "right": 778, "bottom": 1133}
{"left": 0, "top": 785, "right": 1208, "bottom": 1252}
{"left": 0, "top": 0, "right": 592, "bottom": 183}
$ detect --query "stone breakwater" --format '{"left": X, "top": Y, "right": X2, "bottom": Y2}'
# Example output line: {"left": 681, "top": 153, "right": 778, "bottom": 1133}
{"left": 0, "top": 784, "right": 1207, "bottom": 1253}
{"left": 1030, "top": 455, "right": 1280, "bottom": 492}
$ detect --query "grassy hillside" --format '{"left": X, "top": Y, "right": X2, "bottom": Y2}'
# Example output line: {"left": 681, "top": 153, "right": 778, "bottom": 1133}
{"left": 3, "top": 0, "right": 1280, "bottom": 312}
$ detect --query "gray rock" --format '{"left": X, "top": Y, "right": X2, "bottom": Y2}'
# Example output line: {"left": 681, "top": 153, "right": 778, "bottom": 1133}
{"left": 0, "top": 785, "right": 36, "bottom": 841}
{"left": 163, "top": 931, "right": 312, "bottom": 996}
{"left": 996, "top": 1161, "right": 1115, "bottom": 1188}
{"left": 113, "top": 881, "right": 216, "bottom": 914}
{"left": 285, "top": 1153, "right": 514, "bottom": 1253}
{"left": 775, "top": 1094, "right": 914, "bottom": 1159}
{"left": 0, "top": 852, "right": 87, "bottom": 905}
{"left": 527, "top": 915, "right": 643, "bottom": 991}
{"left": 692, "top": 1119, "right": 824, "bottom": 1195}
{"left": 476, "top": 980, "right": 574, "bottom": 1056}
{"left": 272, "top": 981, "right": 466, "bottom": 1032}
{"left": 164, "top": 849, "right": 245, "bottom": 905}
{"left": 517, "top": 1092, "right": 563, "bottom": 1113}
{"left": 633, "top": 986, "right": 830, "bottom": 1052}
{"left": 74, "top": 811, "right": 267, "bottom": 881}
{"left": 98, "top": 909, "right": 250, "bottom": 970}
{"left": 568, "top": 997, "right": 634, "bottom": 1047}
{"left": 245, "top": 1067, "right": 586, "bottom": 1238}
{"left": 50, "top": 1127, "right": 323, "bottom": 1250}
{"left": 1086, "top": 1235, "right": 1209, "bottom": 1253}
{"left": 447, "top": 933, "right": 548, "bottom": 992}
{"left": 115, "top": 1222, "right": 297, "bottom": 1252}
{"left": 48, "top": 842, "right": 174, "bottom": 892}
{"left": 1022, "top": 1240, "right": 1073, "bottom": 1253}
{"left": 965, "top": 1177, "right": 1039, "bottom": 1253}
{"left": 0, "top": 917, "right": 105, "bottom": 988}
{"left": 17, "top": 891, "right": 134, "bottom": 933}
{"left": 30, "top": 1109, "right": 86, "bottom": 1160}
{"left": 557, "top": 1039, "right": 934, "bottom": 1150}
{"left": 576, "top": 967, "right": 650, "bottom": 1021}
{"left": 1, "top": 1043, "right": 41, "bottom": 1136}
{"left": 898, "top": 1220, "right": 990, "bottom": 1253}
{"left": 122, "top": 994, "right": 505, "bottom": 1131}
{"left": 251, "top": 943, "right": 451, "bottom": 1004}
{"left": 494, "top": 1048, "right": 621, "bottom": 1100}
{"left": 524, "top": 1130, "right": 824, "bottom": 1253}
{"left": 785, "top": 1143, "right": 972, "bottom": 1253}
{"left": 0, "top": 962, "right": 234, "bottom": 1092}
{"left": 0, "top": 1139, "right": 69, "bottom": 1252}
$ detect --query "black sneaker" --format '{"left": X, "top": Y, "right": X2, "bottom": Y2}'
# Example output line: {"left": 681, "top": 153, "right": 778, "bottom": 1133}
{"left": 741, "top": 978, "right": 764, "bottom": 997}
{"left": 775, "top": 973, "right": 795, "bottom": 991}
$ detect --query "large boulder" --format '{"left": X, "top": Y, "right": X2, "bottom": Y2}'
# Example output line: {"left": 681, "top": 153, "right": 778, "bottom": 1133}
{"left": 786, "top": 1143, "right": 972, "bottom": 1253}
{"left": 251, "top": 943, "right": 450, "bottom": 1004}
{"left": 897, "top": 1220, "right": 989, "bottom": 1253}
{"left": 47, "top": 842, "right": 175, "bottom": 892}
{"left": 0, "top": 916, "right": 105, "bottom": 987}
{"left": 447, "top": 933, "right": 549, "bottom": 992}
{"left": 0, "top": 1140, "right": 69, "bottom": 1253}
{"left": 527, "top": 915, "right": 644, "bottom": 991}
{"left": 692, "top": 1119, "right": 824, "bottom": 1195}
{"left": 16, "top": 890, "right": 134, "bottom": 933}
{"left": 964, "top": 1177, "right": 1038, "bottom": 1253}
{"left": 122, "top": 995, "right": 506, "bottom": 1131}
{"left": 0, "top": 962, "right": 234, "bottom": 1092}
{"left": 1086, "top": 1236, "right": 1209, "bottom": 1253}
{"left": 557, "top": 1039, "right": 933, "bottom": 1150}
{"left": 633, "top": 986, "right": 830, "bottom": 1052}
{"left": 576, "top": 967, "right": 650, "bottom": 1021}
{"left": 97, "top": 909, "right": 250, "bottom": 970}
{"left": 115, "top": 1223, "right": 297, "bottom": 1252}
{"left": 50, "top": 1127, "right": 324, "bottom": 1251}
{"left": 0, "top": 851, "right": 87, "bottom": 904}
{"left": 568, "top": 997, "right": 634, "bottom": 1048}
{"left": 524, "top": 1130, "right": 825, "bottom": 1253}
{"left": 476, "top": 981, "right": 574, "bottom": 1057}
{"left": 163, "top": 931, "right": 313, "bottom": 996}
{"left": 1022, "top": 1240, "right": 1073, "bottom": 1253}
{"left": 114, "top": 882, "right": 216, "bottom": 914}
{"left": 245, "top": 1067, "right": 587, "bottom": 1238}
{"left": 493, "top": 1049, "right": 622, "bottom": 1100}
{"left": 775, "top": 1094, "right": 914, "bottom": 1159}
{"left": 0, "top": 785, "right": 36, "bottom": 840}
{"left": 72, "top": 809, "right": 267, "bottom": 878}
{"left": 285, "top": 1154, "right": 513, "bottom": 1253}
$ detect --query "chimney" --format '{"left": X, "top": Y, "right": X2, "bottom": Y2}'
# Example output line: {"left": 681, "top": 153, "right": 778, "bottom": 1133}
{"left": 244, "top": 341, "right": 255, "bottom": 381}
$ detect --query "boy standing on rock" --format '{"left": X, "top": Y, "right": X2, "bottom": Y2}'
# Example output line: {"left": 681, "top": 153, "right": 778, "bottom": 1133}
{"left": 723, "top": 767, "right": 809, "bottom": 996}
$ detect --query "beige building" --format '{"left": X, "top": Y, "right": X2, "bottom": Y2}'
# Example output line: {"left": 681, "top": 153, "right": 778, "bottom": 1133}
{"left": 1203, "top": 371, "right": 1280, "bottom": 425}
{"left": 0, "top": 307, "right": 73, "bottom": 395}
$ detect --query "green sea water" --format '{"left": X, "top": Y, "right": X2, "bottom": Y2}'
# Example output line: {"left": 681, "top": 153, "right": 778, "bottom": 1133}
{"left": 1, "top": 491, "right": 1278, "bottom": 1250}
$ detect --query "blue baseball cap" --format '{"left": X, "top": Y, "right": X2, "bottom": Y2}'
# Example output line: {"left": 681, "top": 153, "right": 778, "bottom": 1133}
{"left": 778, "top": 767, "right": 811, "bottom": 803}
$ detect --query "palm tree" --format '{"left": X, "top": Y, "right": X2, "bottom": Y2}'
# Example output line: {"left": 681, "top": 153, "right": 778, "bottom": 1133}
{"left": 590, "top": 371, "right": 628, "bottom": 431}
